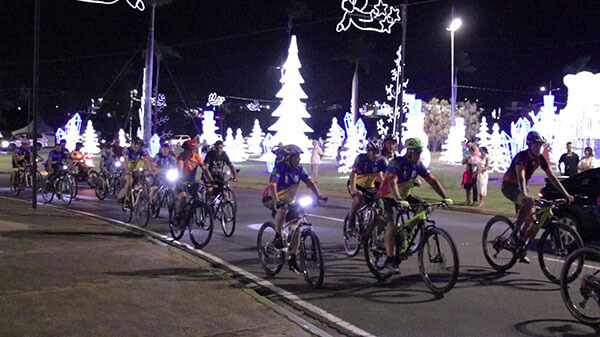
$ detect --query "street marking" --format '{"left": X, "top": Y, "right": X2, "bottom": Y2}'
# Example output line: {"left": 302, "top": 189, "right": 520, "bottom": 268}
{"left": 307, "top": 213, "right": 345, "bottom": 223}
{"left": 246, "top": 223, "right": 263, "bottom": 231}
{"left": 544, "top": 256, "right": 600, "bottom": 271}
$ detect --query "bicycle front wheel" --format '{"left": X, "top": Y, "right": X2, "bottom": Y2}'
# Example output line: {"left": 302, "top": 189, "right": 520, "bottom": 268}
{"left": 299, "top": 228, "right": 324, "bottom": 289}
{"left": 257, "top": 222, "right": 284, "bottom": 276}
{"left": 59, "top": 178, "right": 75, "bottom": 205}
{"left": 10, "top": 172, "right": 22, "bottom": 196}
{"left": 343, "top": 213, "right": 361, "bottom": 257}
{"left": 482, "top": 216, "right": 518, "bottom": 272}
{"left": 538, "top": 222, "right": 584, "bottom": 284}
{"left": 87, "top": 170, "right": 98, "bottom": 188}
{"left": 188, "top": 201, "right": 213, "bottom": 249}
{"left": 219, "top": 200, "right": 236, "bottom": 237}
{"left": 560, "top": 247, "right": 600, "bottom": 325}
{"left": 418, "top": 227, "right": 459, "bottom": 294}
{"left": 41, "top": 181, "right": 54, "bottom": 203}
{"left": 95, "top": 177, "right": 107, "bottom": 200}
{"left": 363, "top": 223, "right": 393, "bottom": 281}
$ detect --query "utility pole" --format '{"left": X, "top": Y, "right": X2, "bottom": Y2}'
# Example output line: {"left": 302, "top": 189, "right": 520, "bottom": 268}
{"left": 142, "top": 2, "right": 156, "bottom": 143}
{"left": 32, "top": 0, "right": 40, "bottom": 208}
{"left": 396, "top": 1, "right": 408, "bottom": 146}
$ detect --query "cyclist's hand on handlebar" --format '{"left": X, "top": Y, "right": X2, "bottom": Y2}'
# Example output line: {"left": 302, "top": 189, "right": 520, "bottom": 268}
{"left": 276, "top": 200, "right": 287, "bottom": 209}
{"left": 352, "top": 188, "right": 363, "bottom": 197}
{"left": 396, "top": 200, "right": 410, "bottom": 209}
{"left": 442, "top": 198, "right": 454, "bottom": 206}
{"left": 317, "top": 195, "right": 328, "bottom": 205}
{"left": 566, "top": 194, "right": 575, "bottom": 204}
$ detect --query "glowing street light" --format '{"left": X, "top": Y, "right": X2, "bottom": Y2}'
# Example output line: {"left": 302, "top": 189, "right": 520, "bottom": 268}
{"left": 447, "top": 18, "right": 462, "bottom": 32}
{"left": 447, "top": 17, "right": 462, "bottom": 126}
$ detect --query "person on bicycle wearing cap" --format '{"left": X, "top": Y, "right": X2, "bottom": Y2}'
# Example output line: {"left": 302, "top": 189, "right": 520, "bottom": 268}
{"left": 99, "top": 143, "right": 116, "bottom": 171}
{"left": 149, "top": 143, "right": 177, "bottom": 206}
{"left": 203, "top": 140, "right": 238, "bottom": 199}
{"left": 11, "top": 141, "right": 42, "bottom": 187}
{"left": 382, "top": 134, "right": 400, "bottom": 160}
{"left": 347, "top": 140, "right": 387, "bottom": 229}
{"left": 175, "top": 139, "right": 214, "bottom": 218}
{"left": 502, "top": 131, "right": 574, "bottom": 253}
{"left": 378, "top": 137, "right": 453, "bottom": 272}
{"left": 261, "top": 144, "right": 325, "bottom": 272}
{"left": 118, "top": 137, "right": 154, "bottom": 203}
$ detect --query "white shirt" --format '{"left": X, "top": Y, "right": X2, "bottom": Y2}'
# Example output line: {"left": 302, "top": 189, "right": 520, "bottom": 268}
{"left": 578, "top": 156, "right": 598, "bottom": 172}
{"left": 311, "top": 145, "right": 323, "bottom": 165}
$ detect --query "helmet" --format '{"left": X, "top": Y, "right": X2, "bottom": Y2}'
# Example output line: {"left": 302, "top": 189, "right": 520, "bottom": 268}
{"left": 383, "top": 134, "right": 397, "bottom": 143}
{"left": 404, "top": 138, "right": 423, "bottom": 151}
{"left": 160, "top": 142, "right": 170, "bottom": 149}
{"left": 526, "top": 131, "right": 547, "bottom": 145}
{"left": 282, "top": 144, "right": 303, "bottom": 156}
{"left": 75, "top": 142, "right": 83, "bottom": 148}
{"left": 182, "top": 139, "right": 198, "bottom": 150}
{"left": 366, "top": 140, "right": 380, "bottom": 152}
{"left": 132, "top": 137, "right": 144, "bottom": 145}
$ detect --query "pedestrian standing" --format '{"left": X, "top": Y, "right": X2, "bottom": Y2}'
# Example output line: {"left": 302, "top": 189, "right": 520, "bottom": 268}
{"left": 462, "top": 162, "right": 474, "bottom": 205}
{"left": 311, "top": 139, "right": 324, "bottom": 183}
{"left": 578, "top": 147, "right": 597, "bottom": 172}
{"left": 559, "top": 142, "right": 579, "bottom": 177}
{"left": 462, "top": 140, "right": 480, "bottom": 203}
{"left": 476, "top": 147, "right": 490, "bottom": 208}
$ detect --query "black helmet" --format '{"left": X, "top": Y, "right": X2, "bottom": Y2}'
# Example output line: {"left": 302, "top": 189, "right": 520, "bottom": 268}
{"left": 366, "top": 140, "right": 380, "bottom": 152}
{"left": 526, "top": 131, "right": 546, "bottom": 145}
{"left": 383, "top": 134, "right": 397, "bottom": 143}
{"left": 282, "top": 144, "right": 303, "bottom": 156}
{"left": 75, "top": 142, "right": 83, "bottom": 148}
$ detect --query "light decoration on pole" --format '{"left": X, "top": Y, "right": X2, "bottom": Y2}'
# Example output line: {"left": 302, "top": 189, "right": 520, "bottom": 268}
{"left": 380, "top": 45, "right": 408, "bottom": 138}
{"left": 439, "top": 116, "right": 466, "bottom": 164}
{"left": 336, "top": 0, "right": 401, "bottom": 34}
{"left": 118, "top": 128, "right": 129, "bottom": 147}
{"left": 149, "top": 133, "right": 161, "bottom": 158}
{"left": 207, "top": 92, "right": 226, "bottom": 107}
{"left": 338, "top": 112, "right": 368, "bottom": 173}
{"left": 399, "top": 95, "right": 431, "bottom": 167}
{"left": 259, "top": 133, "right": 276, "bottom": 173}
{"left": 509, "top": 118, "right": 532, "bottom": 156}
{"left": 324, "top": 117, "right": 345, "bottom": 159}
{"left": 81, "top": 120, "right": 100, "bottom": 155}
{"left": 55, "top": 113, "right": 82, "bottom": 152}
{"left": 77, "top": 0, "right": 145, "bottom": 11}
{"left": 199, "top": 110, "right": 221, "bottom": 147}
{"left": 247, "top": 119, "right": 265, "bottom": 156}
{"left": 488, "top": 123, "right": 512, "bottom": 173}
{"left": 266, "top": 35, "right": 313, "bottom": 163}
{"left": 247, "top": 100, "right": 261, "bottom": 112}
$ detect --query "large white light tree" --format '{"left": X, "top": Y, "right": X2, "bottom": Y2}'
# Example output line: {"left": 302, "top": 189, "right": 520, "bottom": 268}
{"left": 81, "top": 120, "right": 100, "bottom": 155}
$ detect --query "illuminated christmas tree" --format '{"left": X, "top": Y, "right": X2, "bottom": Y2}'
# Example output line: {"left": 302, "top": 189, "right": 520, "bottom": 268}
{"left": 234, "top": 128, "right": 250, "bottom": 161}
{"left": 488, "top": 123, "right": 512, "bottom": 173}
{"left": 118, "top": 128, "right": 128, "bottom": 147}
{"left": 267, "top": 35, "right": 313, "bottom": 162}
{"left": 476, "top": 116, "right": 491, "bottom": 150}
{"left": 440, "top": 117, "right": 466, "bottom": 164}
{"left": 247, "top": 119, "right": 265, "bottom": 156}
{"left": 199, "top": 110, "right": 221, "bottom": 147}
{"left": 81, "top": 120, "right": 100, "bottom": 155}
{"left": 324, "top": 117, "right": 345, "bottom": 158}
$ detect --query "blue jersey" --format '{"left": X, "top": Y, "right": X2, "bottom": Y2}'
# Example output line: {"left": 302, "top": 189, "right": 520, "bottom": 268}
{"left": 263, "top": 161, "right": 311, "bottom": 202}
{"left": 46, "top": 150, "right": 67, "bottom": 167}
{"left": 378, "top": 155, "right": 431, "bottom": 199}
{"left": 101, "top": 151, "right": 116, "bottom": 167}
{"left": 352, "top": 153, "right": 387, "bottom": 188}
{"left": 154, "top": 152, "right": 176, "bottom": 169}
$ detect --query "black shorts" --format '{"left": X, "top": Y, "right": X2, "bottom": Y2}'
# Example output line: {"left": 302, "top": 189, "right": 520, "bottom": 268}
{"left": 463, "top": 183, "right": 472, "bottom": 190}
{"left": 382, "top": 195, "right": 424, "bottom": 223}
{"left": 501, "top": 181, "right": 521, "bottom": 205}
{"left": 262, "top": 196, "right": 299, "bottom": 221}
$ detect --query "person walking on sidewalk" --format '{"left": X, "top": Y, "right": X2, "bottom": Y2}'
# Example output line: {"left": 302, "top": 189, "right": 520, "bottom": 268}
{"left": 476, "top": 147, "right": 490, "bottom": 207}
{"left": 559, "top": 142, "right": 579, "bottom": 177}
{"left": 310, "top": 139, "right": 324, "bottom": 183}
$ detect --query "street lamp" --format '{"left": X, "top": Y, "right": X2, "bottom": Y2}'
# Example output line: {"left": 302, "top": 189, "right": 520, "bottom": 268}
{"left": 447, "top": 17, "right": 462, "bottom": 125}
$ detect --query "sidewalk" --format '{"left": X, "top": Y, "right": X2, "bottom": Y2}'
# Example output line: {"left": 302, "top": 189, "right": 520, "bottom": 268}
{"left": 0, "top": 197, "right": 316, "bottom": 337}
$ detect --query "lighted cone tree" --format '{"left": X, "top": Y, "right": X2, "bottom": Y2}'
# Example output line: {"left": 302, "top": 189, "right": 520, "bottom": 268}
{"left": 267, "top": 35, "right": 313, "bottom": 162}
{"left": 324, "top": 117, "right": 345, "bottom": 158}
{"left": 440, "top": 117, "right": 466, "bottom": 164}
{"left": 247, "top": 119, "right": 265, "bottom": 156}
{"left": 234, "top": 128, "right": 250, "bottom": 161}
{"left": 118, "top": 128, "right": 129, "bottom": 147}
{"left": 81, "top": 120, "right": 100, "bottom": 155}
{"left": 199, "top": 110, "right": 221, "bottom": 147}
{"left": 488, "top": 123, "right": 512, "bottom": 173}
{"left": 476, "top": 116, "right": 492, "bottom": 150}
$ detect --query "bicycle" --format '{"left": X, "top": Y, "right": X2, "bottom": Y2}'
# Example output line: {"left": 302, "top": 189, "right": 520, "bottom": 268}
{"left": 10, "top": 163, "right": 43, "bottom": 196}
{"left": 482, "top": 198, "right": 584, "bottom": 284}
{"left": 95, "top": 163, "right": 124, "bottom": 200}
{"left": 560, "top": 246, "right": 600, "bottom": 325}
{"left": 343, "top": 188, "right": 380, "bottom": 257}
{"left": 363, "top": 201, "right": 459, "bottom": 295}
{"left": 121, "top": 169, "right": 150, "bottom": 227}
{"left": 41, "top": 165, "right": 76, "bottom": 205}
{"left": 169, "top": 182, "right": 214, "bottom": 248}
{"left": 257, "top": 196, "right": 327, "bottom": 289}
{"left": 200, "top": 178, "right": 237, "bottom": 237}
{"left": 149, "top": 168, "right": 178, "bottom": 219}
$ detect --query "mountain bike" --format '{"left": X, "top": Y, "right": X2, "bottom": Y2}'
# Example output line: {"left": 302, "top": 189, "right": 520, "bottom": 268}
{"left": 121, "top": 169, "right": 150, "bottom": 227}
{"left": 95, "top": 164, "right": 124, "bottom": 200}
{"left": 41, "top": 165, "right": 76, "bottom": 205}
{"left": 343, "top": 188, "right": 380, "bottom": 257}
{"left": 169, "top": 182, "right": 213, "bottom": 248}
{"left": 10, "top": 163, "right": 43, "bottom": 196}
{"left": 560, "top": 246, "right": 600, "bottom": 325}
{"left": 200, "top": 178, "right": 237, "bottom": 237}
{"left": 257, "top": 196, "right": 327, "bottom": 289}
{"left": 149, "top": 169, "right": 178, "bottom": 219}
{"left": 363, "top": 201, "right": 459, "bottom": 295}
{"left": 482, "top": 198, "right": 584, "bottom": 284}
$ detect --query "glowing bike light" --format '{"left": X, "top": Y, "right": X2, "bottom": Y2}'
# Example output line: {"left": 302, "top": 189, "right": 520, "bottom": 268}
{"left": 166, "top": 168, "right": 179, "bottom": 182}
{"left": 115, "top": 161, "right": 122, "bottom": 168}
{"left": 62, "top": 165, "right": 68, "bottom": 170}
{"left": 85, "top": 159, "right": 94, "bottom": 167}
{"left": 119, "top": 157, "right": 125, "bottom": 162}
{"left": 298, "top": 196, "right": 313, "bottom": 208}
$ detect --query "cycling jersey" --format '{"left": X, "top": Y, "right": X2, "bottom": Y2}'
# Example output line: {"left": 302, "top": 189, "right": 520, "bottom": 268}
{"left": 154, "top": 152, "right": 176, "bottom": 169}
{"left": 45, "top": 150, "right": 67, "bottom": 168}
{"left": 262, "top": 161, "right": 312, "bottom": 202}
{"left": 14, "top": 147, "right": 32, "bottom": 162}
{"left": 204, "top": 150, "right": 232, "bottom": 180}
{"left": 503, "top": 150, "right": 551, "bottom": 184}
{"left": 124, "top": 147, "right": 149, "bottom": 171}
{"left": 351, "top": 153, "right": 387, "bottom": 188}
{"left": 177, "top": 152, "right": 204, "bottom": 182}
{"left": 378, "top": 155, "right": 431, "bottom": 199}
{"left": 101, "top": 151, "right": 116, "bottom": 167}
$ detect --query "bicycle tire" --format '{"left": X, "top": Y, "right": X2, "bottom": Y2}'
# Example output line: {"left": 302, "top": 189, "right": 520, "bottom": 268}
{"left": 560, "top": 247, "right": 600, "bottom": 325}
{"left": 136, "top": 188, "right": 151, "bottom": 228}
{"left": 226, "top": 186, "right": 237, "bottom": 212}
{"left": 482, "top": 215, "right": 518, "bottom": 272}
{"left": 87, "top": 170, "right": 98, "bottom": 188}
{"left": 418, "top": 227, "right": 459, "bottom": 294}
{"left": 538, "top": 222, "right": 584, "bottom": 284}
{"left": 363, "top": 222, "right": 393, "bottom": 281}
{"left": 343, "top": 213, "right": 361, "bottom": 257}
{"left": 10, "top": 171, "right": 22, "bottom": 196}
{"left": 188, "top": 201, "right": 214, "bottom": 249}
{"left": 95, "top": 177, "right": 107, "bottom": 200}
{"left": 59, "top": 178, "right": 74, "bottom": 205}
{"left": 67, "top": 174, "right": 78, "bottom": 197}
{"left": 299, "top": 228, "right": 325, "bottom": 288}
{"left": 219, "top": 200, "right": 236, "bottom": 237}
{"left": 257, "top": 222, "right": 284, "bottom": 276}
{"left": 41, "top": 181, "right": 54, "bottom": 203}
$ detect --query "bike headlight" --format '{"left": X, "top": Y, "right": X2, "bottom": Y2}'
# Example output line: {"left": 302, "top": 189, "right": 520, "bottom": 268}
{"left": 298, "top": 196, "right": 313, "bottom": 208}
{"left": 115, "top": 161, "right": 122, "bottom": 168}
{"left": 166, "top": 168, "right": 179, "bottom": 182}
{"left": 1, "top": 141, "right": 8, "bottom": 148}
{"left": 85, "top": 159, "right": 94, "bottom": 167}
{"left": 62, "top": 165, "right": 68, "bottom": 170}
{"left": 119, "top": 157, "right": 124, "bottom": 162}
{"left": 138, "top": 167, "right": 143, "bottom": 172}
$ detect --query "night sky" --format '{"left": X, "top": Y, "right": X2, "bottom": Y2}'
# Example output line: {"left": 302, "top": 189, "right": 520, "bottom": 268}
{"left": 2, "top": 0, "right": 600, "bottom": 132}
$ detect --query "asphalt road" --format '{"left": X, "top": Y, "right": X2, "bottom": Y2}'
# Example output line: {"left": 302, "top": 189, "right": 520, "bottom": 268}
{"left": 2, "top": 174, "right": 598, "bottom": 337}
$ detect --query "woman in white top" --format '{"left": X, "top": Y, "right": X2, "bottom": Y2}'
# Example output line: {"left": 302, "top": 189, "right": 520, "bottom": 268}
{"left": 578, "top": 147, "right": 597, "bottom": 172}
{"left": 476, "top": 147, "right": 490, "bottom": 208}
{"left": 311, "top": 139, "right": 324, "bottom": 183}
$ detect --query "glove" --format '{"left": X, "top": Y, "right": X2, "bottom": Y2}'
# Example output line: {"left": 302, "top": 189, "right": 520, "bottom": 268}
{"left": 442, "top": 198, "right": 454, "bottom": 206}
{"left": 396, "top": 200, "right": 410, "bottom": 209}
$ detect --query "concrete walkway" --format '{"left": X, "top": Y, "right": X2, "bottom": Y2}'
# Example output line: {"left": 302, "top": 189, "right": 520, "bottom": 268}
{"left": 0, "top": 197, "right": 316, "bottom": 337}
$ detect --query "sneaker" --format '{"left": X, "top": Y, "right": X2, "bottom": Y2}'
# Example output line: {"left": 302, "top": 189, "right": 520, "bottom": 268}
{"left": 288, "top": 254, "right": 302, "bottom": 274}
{"left": 384, "top": 257, "right": 400, "bottom": 274}
{"left": 519, "top": 255, "right": 531, "bottom": 264}
{"left": 273, "top": 234, "right": 283, "bottom": 249}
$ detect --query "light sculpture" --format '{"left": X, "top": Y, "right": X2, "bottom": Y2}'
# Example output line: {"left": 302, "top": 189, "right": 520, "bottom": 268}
{"left": 338, "top": 112, "right": 368, "bottom": 173}
{"left": 259, "top": 133, "right": 276, "bottom": 173}
{"left": 81, "top": 120, "right": 100, "bottom": 155}
{"left": 476, "top": 116, "right": 492, "bottom": 151}
{"left": 207, "top": 92, "right": 225, "bottom": 107}
{"left": 199, "top": 110, "right": 221, "bottom": 147}
{"left": 324, "top": 117, "right": 345, "bottom": 158}
{"left": 247, "top": 100, "right": 261, "bottom": 112}
{"left": 234, "top": 128, "right": 250, "bottom": 162}
{"left": 247, "top": 119, "right": 265, "bottom": 156}
{"left": 149, "top": 134, "right": 161, "bottom": 158}
{"left": 336, "top": 0, "right": 401, "bottom": 34}
{"left": 439, "top": 116, "right": 466, "bottom": 164}
{"left": 488, "top": 123, "right": 512, "bottom": 173}
{"left": 223, "top": 128, "right": 241, "bottom": 162}
{"left": 77, "top": 0, "right": 145, "bottom": 11}
{"left": 380, "top": 45, "right": 408, "bottom": 138}
{"left": 56, "top": 113, "right": 82, "bottom": 152}
{"left": 118, "top": 128, "right": 129, "bottom": 147}
{"left": 399, "top": 97, "right": 431, "bottom": 167}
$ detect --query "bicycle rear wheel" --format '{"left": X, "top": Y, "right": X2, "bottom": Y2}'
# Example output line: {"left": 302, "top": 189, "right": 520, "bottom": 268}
{"left": 363, "top": 223, "right": 393, "bottom": 281}
{"left": 418, "top": 227, "right": 459, "bottom": 294}
{"left": 41, "top": 181, "right": 54, "bottom": 203}
{"left": 87, "top": 170, "right": 98, "bottom": 188}
{"left": 35, "top": 171, "right": 43, "bottom": 192}
{"left": 538, "top": 222, "right": 584, "bottom": 284}
{"left": 10, "top": 171, "right": 22, "bottom": 196}
{"left": 188, "top": 201, "right": 213, "bottom": 249}
{"left": 343, "top": 213, "right": 361, "bottom": 257}
{"left": 257, "top": 222, "right": 284, "bottom": 276}
{"left": 95, "top": 177, "right": 107, "bottom": 200}
{"left": 58, "top": 178, "right": 75, "bottom": 205}
{"left": 560, "top": 247, "right": 600, "bottom": 325}
{"left": 482, "top": 216, "right": 518, "bottom": 272}
{"left": 299, "top": 228, "right": 324, "bottom": 288}
{"left": 219, "top": 200, "right": 236, "bottom": 237}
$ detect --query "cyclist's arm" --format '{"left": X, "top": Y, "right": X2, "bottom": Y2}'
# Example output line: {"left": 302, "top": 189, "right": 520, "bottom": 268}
{"left": 200, "top": 163, "right": 214, "bottom": 182}
{"left": 349, "top": 170, "right": 359, "bottom": 195}
{"left": 423, "top": 174, "right": 448, "bottom": 199}
{"left": 227, "top": 163, "right": 238, "bottom": 180}
{"left": 516, "top": 166, "right": 529, "bottom": 197}
{"left": 305, "top": 180, "right": 323, "bottom": 199}
{"left": 123, "top": 155, "right": 131, "bottom": 173}
{"left": 388, "top": 174, "right": 403, "bottom": 201}
{"left": 268, "top": 183, "right": 279, "bottom": 204}
{"left": 144, "top": 156, "right": 155, "bottom": 172}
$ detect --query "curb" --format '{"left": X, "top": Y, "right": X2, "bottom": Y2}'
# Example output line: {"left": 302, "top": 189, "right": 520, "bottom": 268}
{"left": 1, "top": 196, "right": 374, "bottom": 337}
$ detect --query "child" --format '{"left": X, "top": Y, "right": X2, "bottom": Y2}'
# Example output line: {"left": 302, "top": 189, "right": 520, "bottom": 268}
{"left": 462, "top": 162, "right": 473, "bottom": 205}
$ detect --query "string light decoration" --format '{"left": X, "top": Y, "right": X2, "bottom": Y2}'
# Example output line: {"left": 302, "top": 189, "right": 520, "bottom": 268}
{"left": 55, "top": 113, "right": 82, "bottom": 152}
{"left": 379, "top": 45, "right": 408, "bottom": 138}
{"left": 77, "top": 0, "right": 145, "bottom": 11}
{"left": 207, "top": 92, "right": 226, "bottom": 107}
{"left": 247, "top": 119, "right": 265, "bottom": 156}
{"left": 81, "top": 120, "right": 100, "bottom": 155}
{"left": 149, "top": 134, "right": 161, "bottom": 158}
{"left": 247, "top": 100, "right": 261, "bottom": 112}
{"left": 338, "top": 112, "right": 368, "bottom": 173}
{"left": 324, "top": 117, "right": 345, "bottom": 158}
{"left": 476, "top": 116, "right": 492, "bottom": 151}
{"left": 336, "top": 0, "right": 401, "bottom": 34}
{"left": 488, "top": 123, "right": 512, "bottom": 173}
{"left": 234, "top": 128, "right": 250, "bottom": 162}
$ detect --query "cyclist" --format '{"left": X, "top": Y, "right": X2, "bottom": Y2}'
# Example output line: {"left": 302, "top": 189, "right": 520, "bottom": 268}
{"left": 347, "top": 140, "right": 387, "bottom": 229}
{"left": 45, "top": 142, "right": 69, "bottom": 185}
{"left": 99, "top": 143, "right": 116, "bottom": 171}
{"left": 11, "top": 142, "right": 39, "bottom": 187}
{"left": 501, "top": 131, "right": 574, "bottom": 252}
{"left": 378, "top": 138, "right": 453, "bottom": 272}
{"left": 117, "top": 137, "right": 154, "bottom": 204}
{"left": 203, "top": 140, "right": 238, "bottom": 199}
{"left": 261, "top": 144, "right": 326, "bottom": 272}
{"left": 149, "top": 143, "right": 177, "bottom": 205}
{"left": 174, "top": 139, "right": 214, "bottom": 219}
{"left": 70, "top": 142, "right": 85, "bottom": 170}
{"left": 381, "top": 134, "right": 400, "bottom": 160}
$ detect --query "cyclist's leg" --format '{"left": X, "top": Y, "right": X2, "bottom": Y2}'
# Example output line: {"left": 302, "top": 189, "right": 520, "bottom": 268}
{"left": 118, "top": 173, "right": 133, "bottom": 201}
{"left": 349, "top": 193, "right": 364, "bottom": 222}
{"left": 515, "top": 194, "right": 535, "bottom": 238}
{"left": 382, "top": 198, "right": 397, "bottom": 257}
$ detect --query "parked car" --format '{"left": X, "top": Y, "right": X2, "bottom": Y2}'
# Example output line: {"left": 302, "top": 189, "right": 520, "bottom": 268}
{"left": 169, "top": 134, "right": 191, "bottom": 148}
{"left": 5, "top": 134, "right": 45, "bottom": 151}
{"left": 539, "top": 168, "right": 600, "bottom": 242}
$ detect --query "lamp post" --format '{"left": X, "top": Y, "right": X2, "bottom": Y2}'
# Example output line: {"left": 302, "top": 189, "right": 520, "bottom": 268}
{"left": 447, "top": 17, "right": 462, "bottom": 126}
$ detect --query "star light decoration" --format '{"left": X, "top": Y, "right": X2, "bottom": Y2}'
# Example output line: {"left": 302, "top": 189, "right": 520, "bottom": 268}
{"left": 247, "top": 100, "right": 261, "bottom": 112}
{"left": 336, "top": 0, "right": 401, "bottom": 34}
{"left": 77, "top": 0, "right": 145, "bottom": 11}
{"left": 207, "top": 92, "right": 226, "bottom": 107}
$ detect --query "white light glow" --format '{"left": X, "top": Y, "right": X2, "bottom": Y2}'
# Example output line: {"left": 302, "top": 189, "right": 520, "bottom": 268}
{"left": 324, "top": 117, "right": 345, "bottom": 158}
{"left": 77, "top": 0, "right": 145, "bottom": 11}
{"left": 207, "top": 92, "right": 225, "bottom": 107}
{"left": 247, "top": 119, "right": 265, "bottom": 156}
{"left": 447, "top": 18, "right": 462, "bottom": 32}
{"left": 85, "top": 159, "right": 94, "bottom": 167}
{"left": 439, "top": 117, "right": 466, "bottom": 164}
{"left": 247, "top": 100, "right": 261, "bottom": 112}
{"left": 150, "top": 134, "right": 161, "bottom": 158}
{"left": 336, "top": 0, "right": 401, "bottom": 34}
{"left": 55, "top": 113, "right": 82, "bottom": 152}
{"left": 115, "top": 161, "right": 122, "bottom": 168}
{"left": 298, "top": 196, "right": 313, "bottom": 208}
{"left": 338, "top": 112, "right": 368, "bottom": 173}
{"left": 166, "top": 168, "right": 179, "bottom": 182}
{"left": 199, "top": 110, "right": 222, "bottom": 147}
{"left": 259, "top": 133, "right": 276, "bottom": 172}
{"left": 81, "top": 120, "right": 100, "bottom": 155}
{"left": 118, "top": 128, "right": 129, "bottom": 147}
